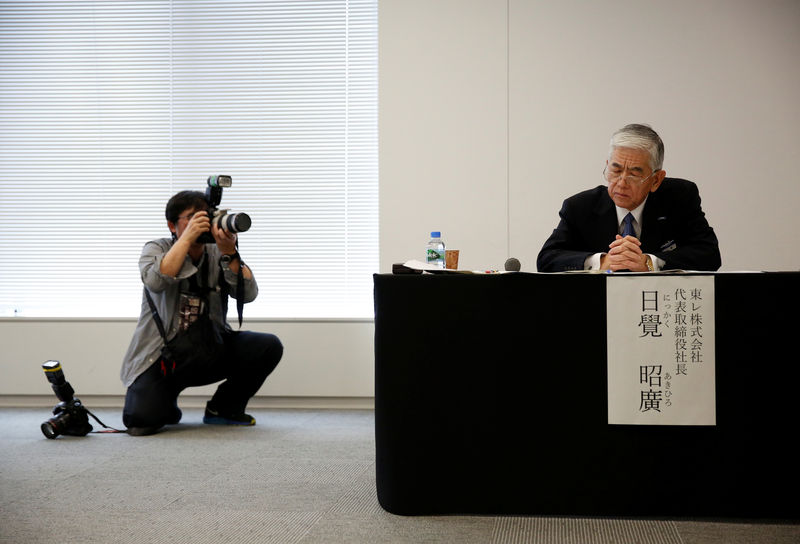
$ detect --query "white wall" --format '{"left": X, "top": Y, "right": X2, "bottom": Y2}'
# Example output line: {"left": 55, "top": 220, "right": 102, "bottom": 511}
{"left": 3, "top": 0, "right": 799, "bottom": 403}
{"left": 0, "top": 319, "right": 374, "bottom": 404}
{"left": 381, "top": 0, "right": 800, "bottom": 273}
{"left": 380, "top": 0, "right": 510, "bottom": 271}
{"left": 508, "top": 0, "right": 800, "bottom": 272}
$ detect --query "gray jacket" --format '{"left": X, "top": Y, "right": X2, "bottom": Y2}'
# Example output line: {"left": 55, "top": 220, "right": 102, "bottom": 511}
{"left": 120, "top": 238, "right": 258, "bottom": 387}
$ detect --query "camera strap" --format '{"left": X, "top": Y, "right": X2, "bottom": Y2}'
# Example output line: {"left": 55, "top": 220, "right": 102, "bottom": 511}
{"left": 86, "top": 408, "right": 126, "bottom": 434}
{"left": 144, "top": 252, "right": 243, "bottom": 351}
{"left": 235, "top": 254, "right": 245, "bottom": 327}
{"left": 218, "top": 242, "right": 245, "bottom": 328}
{"left": 144, "top": 288, "right": 169, "bottom": 344}
{"left": 145, "top": 255, "right": 212, "bottom": 344}
{"left": 186, "top": 253, "right": 214, "bottom": 297}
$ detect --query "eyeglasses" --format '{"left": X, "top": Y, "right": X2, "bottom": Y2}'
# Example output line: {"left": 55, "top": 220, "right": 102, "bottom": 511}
{"left": 176, "top": 212, "right": 196, "bottom": 222}
{"left": 176, "top": 209, "right": 207, "bottom": 222}
{"left": 603, "top": 165, "right": 659, "bottom": 186}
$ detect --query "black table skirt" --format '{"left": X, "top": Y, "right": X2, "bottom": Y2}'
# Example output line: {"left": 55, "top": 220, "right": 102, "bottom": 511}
{"left": 373, "top": 272, "right": 800, "bottom": 517}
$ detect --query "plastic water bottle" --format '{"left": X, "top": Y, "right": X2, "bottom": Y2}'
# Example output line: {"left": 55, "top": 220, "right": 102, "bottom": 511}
{"left": 426, "top": 231, "right": 445, "bottom": 268}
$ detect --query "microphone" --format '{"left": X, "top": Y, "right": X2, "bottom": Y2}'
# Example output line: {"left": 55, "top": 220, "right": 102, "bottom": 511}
{"left": 504, "top": 257, "right": 521, "bottom": 272}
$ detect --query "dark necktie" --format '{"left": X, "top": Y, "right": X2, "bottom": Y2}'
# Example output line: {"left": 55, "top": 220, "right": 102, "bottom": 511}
{"left": 622, "top": 213, "right": 635, "bottom": 237}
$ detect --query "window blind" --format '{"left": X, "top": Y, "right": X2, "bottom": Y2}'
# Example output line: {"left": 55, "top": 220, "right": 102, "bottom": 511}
{"left": 0, "top": 0, "right": 378, "bottom": 318}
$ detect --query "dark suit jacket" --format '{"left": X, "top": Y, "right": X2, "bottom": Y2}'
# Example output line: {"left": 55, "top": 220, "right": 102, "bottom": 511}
{"left": 537, "top": 178, "right": 721, "bottom": 272}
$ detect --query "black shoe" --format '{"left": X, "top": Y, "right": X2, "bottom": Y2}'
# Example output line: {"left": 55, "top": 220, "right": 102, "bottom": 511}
{"left": 203, "top": 406, "right": 255, "bottom": 426}
{"left": 127, "top": 425, "right": 163, "bottom": 436}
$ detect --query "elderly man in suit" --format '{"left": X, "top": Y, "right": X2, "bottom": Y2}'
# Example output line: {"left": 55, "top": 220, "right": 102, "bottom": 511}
{"left": 537, "top": 124, "right": 721, "bottom": 272}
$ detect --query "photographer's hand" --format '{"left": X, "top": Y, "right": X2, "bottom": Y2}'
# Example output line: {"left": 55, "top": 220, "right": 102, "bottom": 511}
{"left": 160, "top": 210, "right": 210, "bottom": 276}
{"left": 178, "top": 210, "right": 209, "bottom": 244}
{"left": 212, "top": 222, "right": 252, "bottom": 279}
{"left": 212, "top": 221, "right": 236, "bottom": 254}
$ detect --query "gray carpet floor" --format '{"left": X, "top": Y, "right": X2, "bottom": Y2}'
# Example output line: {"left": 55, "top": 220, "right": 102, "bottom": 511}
{"left": 1, "top": 407, "right": 797, "bottom": 544}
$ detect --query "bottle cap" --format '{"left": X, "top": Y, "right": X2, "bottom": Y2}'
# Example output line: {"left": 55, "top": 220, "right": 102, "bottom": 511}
{"left": 430, "top": 231, "right": 441, "bottom": 237}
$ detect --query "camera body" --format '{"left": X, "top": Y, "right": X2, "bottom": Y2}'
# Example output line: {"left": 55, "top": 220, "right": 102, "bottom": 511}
{"left": 41, "top": 361, "right": 93, "bottom": 439}
{"left": 196, "top": 175, "right": 252, "bottom": 244}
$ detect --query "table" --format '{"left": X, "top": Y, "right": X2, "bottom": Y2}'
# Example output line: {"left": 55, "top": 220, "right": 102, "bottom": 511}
{"left": 373, "top": 272, "right": 800, "bottom": 517}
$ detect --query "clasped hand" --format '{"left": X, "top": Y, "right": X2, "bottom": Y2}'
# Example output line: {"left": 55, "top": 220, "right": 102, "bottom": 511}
{"left": 600, "top": 235, "right": 649, "bottom": 272}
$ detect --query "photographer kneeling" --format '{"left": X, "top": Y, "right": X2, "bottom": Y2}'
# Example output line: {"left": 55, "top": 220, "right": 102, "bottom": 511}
{"left": 120, "top": 190, "right": 283, "bottom": 436}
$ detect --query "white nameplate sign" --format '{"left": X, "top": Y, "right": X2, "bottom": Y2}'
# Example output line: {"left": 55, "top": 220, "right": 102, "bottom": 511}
{"left": 607, "top": 275, "right": 716, "bottom": 426}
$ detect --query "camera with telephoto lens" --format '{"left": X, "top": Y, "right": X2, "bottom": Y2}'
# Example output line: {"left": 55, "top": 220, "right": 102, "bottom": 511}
{"left": 196, "top": 175, "right": 252, "bottom": 244}
{"left": 41, "top": 360, "right": 93, "bottom": 439}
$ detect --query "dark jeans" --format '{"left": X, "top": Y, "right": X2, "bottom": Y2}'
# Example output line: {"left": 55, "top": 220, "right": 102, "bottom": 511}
{"left": 123, "top": 330, "right": 283, "bottom": 429}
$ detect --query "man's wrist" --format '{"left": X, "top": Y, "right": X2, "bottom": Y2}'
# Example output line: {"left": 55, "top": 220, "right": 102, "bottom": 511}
{"left": 645, "top": 255, "right": 654, "bottom": 271}
{"left": 587, "top": 253, "right": 605, "bottom": 270}
{"left": 220, "top": 250, "right": 240, "bottom": 268}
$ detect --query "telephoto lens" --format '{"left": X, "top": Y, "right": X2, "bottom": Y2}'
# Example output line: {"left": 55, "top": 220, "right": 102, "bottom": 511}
{"left": 217, "top": 211, "right": 251, "bottom": 233}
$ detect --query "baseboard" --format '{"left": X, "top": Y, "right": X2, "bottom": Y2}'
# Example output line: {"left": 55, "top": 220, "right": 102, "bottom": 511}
{"left": 0, "top": 394, "right": 374, "bottom": 410}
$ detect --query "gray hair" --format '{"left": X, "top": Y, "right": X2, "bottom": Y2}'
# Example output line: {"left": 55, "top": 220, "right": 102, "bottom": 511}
{"left": 609, "top": 124, "right": 664, "bottom": 171}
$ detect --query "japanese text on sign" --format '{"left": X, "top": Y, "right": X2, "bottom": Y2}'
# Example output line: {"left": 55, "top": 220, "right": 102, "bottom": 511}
{"left": 607, "top": 276, "right": 716, "bottom": 426}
